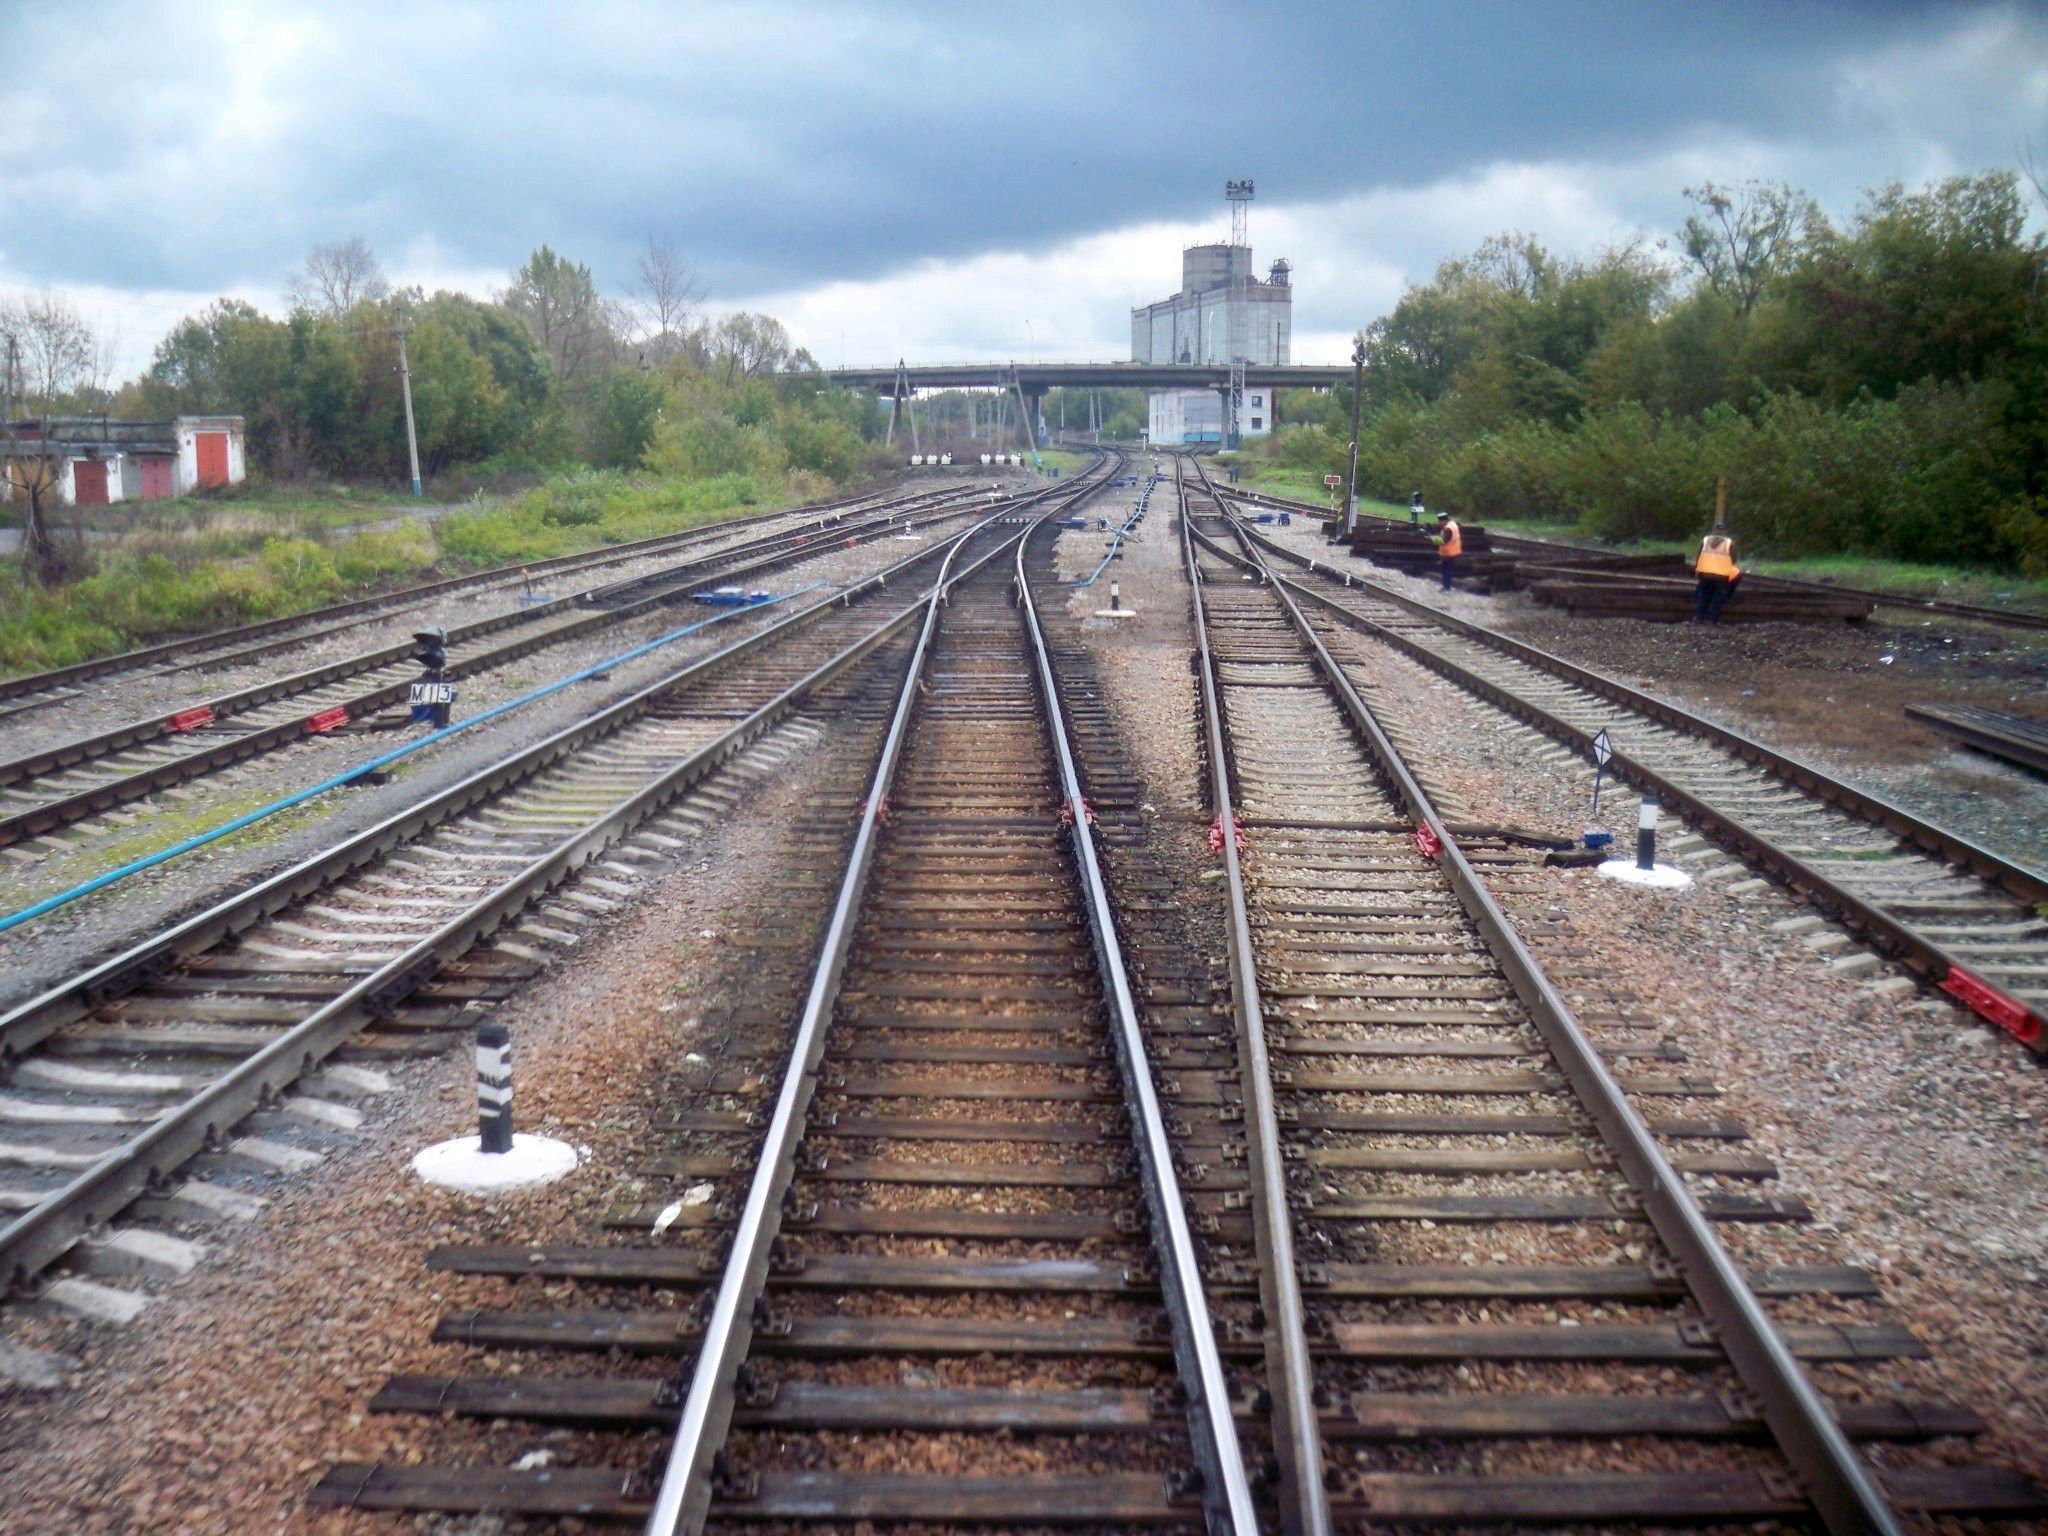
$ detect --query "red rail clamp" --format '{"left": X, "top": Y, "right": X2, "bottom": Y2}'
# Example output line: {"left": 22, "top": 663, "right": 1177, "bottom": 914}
{"left": 1414, "top": 823, "right": 1443, "bottom": 860}
{"left": 1939, "top": 964, "right": 2043, "bottom": 1049}
{"left": 1058, "top": 798, "right": 1095, "bottom": 830}
{"left": 305, "top": 706, "right": 351, "bottom": 734}
{"left": 1208, "top": 816, "right": 1245, "bottom": 854}
{"left": 165, "top": 705, "right": 216, "bottom": 733}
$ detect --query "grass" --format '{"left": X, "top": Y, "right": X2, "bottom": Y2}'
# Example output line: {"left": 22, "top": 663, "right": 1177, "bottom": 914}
{"left": 0, "top": 526, "right": 440, "bottom": 672}
{"left": 1034, "top": 448, "right": 1096, "bottom": 479}
{"left": 0, "top": 784, "right": 331, "bottom": 921}
{"left": 0, "top": 466, "right": 834, "bottom": 679}
{"left": 1752, "top": 554, "right": 2048, "bottom": 611}
{"left": 437, "top": 469, "right": 790, "bottom": 565}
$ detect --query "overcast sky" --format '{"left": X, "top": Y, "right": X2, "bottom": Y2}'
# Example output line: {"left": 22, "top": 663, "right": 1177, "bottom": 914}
{"left": 4, "top": 0, "right": 2044, "bottom": 377}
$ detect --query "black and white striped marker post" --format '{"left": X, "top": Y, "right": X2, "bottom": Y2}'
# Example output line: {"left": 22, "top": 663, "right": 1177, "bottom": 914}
{"left": 1636, "top": 798, "right": 1659, "bottom": 872}
{"left": 1109, "top": 581, "right": 1122, "bottom": 612}
{"left": 476, "top": 1021, "right": 514, "bottom": 1154}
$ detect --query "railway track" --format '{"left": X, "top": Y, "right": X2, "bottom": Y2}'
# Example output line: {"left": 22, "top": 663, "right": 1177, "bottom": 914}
{"left": 1179, "top": 467, "right": 2043, "bottom": 1531}
{"left": 290, "top": 458, "right": 2048, "bottom": 1533}
{"left": 0, "top": 466, "right": 1105, "bottom": 1315}
{"left": 0, "top": 482, "right": 929, "bottom": 727}
{"left": 308, "top": 458, "right": 1267, "bottom": 1529}
{"left": 1197, "top": 471, "right": 2048, "bottom": 1054}
{"left": 0, "top": 486, "right": 995, "bottom": 860}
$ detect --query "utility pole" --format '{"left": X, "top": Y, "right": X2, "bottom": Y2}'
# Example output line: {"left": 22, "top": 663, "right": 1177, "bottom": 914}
{"left": 394, "top": 307, "right": 423, "bottom": 498}
{"left": 1344, "top": 335, "right": 1366, "bottom": 537}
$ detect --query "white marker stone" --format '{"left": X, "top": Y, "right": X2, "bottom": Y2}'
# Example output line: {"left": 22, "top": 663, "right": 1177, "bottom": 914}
{"left": 413, "top": 1133, "right": 579, "bottom": 1194}
{"left": 1596, "top": 860, "right": 1695, "bottom": 890}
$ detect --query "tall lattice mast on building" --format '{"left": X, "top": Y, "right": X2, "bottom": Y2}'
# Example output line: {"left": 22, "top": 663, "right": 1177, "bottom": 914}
{"left": 1225, "top": 179, "right": 1254, "bottom": 446}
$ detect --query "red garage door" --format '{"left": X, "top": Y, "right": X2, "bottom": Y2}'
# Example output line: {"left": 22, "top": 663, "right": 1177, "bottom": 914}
{"left": 72, "top": 460, "right": 109, "bottom": 507}
{"left": 195, "top": 432, "right": 229, "bottom": 488}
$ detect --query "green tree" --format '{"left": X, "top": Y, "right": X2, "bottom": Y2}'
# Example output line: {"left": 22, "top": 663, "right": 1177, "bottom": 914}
{"left": 503, "top": 245, "right": 617, "bottom": 388}
{"left": 586, "top": 367, "right": 666, "bottom": 470}
{"left": 1678, "top": 180, "right": 1820, "bottom": 315}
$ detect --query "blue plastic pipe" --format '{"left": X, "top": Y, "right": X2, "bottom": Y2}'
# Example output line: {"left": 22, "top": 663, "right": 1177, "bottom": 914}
{"left": 1062, "top": 486, "right": 1151, "bottom": 589}
{"left": 0, "top": 585, "right": 825, "bottom": 934}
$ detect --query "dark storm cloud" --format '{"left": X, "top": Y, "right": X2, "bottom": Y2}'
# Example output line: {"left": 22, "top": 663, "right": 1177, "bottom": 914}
{"left": 0, "top": 0, "right": 2031, "bottom": 305}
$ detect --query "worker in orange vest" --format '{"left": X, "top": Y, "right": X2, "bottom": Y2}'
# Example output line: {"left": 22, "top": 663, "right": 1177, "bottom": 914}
{"left": 1693, "top": 522, "right": 1740, "bottom": 624}
{"left": 1435, "top": 510, "right": 1462, "bottom": 590}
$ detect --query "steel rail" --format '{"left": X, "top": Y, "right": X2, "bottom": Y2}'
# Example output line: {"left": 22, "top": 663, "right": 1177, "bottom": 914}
{"left": 1015, "top": 510, "right": 1259, "bottom": 1536}
{"left": 1193, "top": 485, "right": 1909, "bottom": 1536}
{"left": 1173, "top": 464, "right": 1335, "bottom": 1536}
{"left": 638, "top": 479, "right": 1101, "bottom": 1536}
{"left": 1197, "top": 505, "right": 2048, "bottom": 1050}
{"left": 0, "top": 495, "right": 1077, "bottom": 1293}
{"left": 0, "top": 482, "right": 909, "bottom": 708}
{"left": 0, "top": 496, "right": 992, "bottom": 850}
{"left": 0, "top": 488, "right": 977, "bottom": 797}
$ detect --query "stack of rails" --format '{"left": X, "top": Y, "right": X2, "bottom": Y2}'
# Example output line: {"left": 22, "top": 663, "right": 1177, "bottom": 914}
{"left": 1506, "top": 559, "right": 1874, "bottom": 624}
{"left": 313, "top": 457, "right": 1263, "bottom": 1531}
{"left": 1246, "top": 485, "right": 1888, "bottom": 623}
{"left": 0, "top": 470, "right": 1101, "bottom": 1309}
{"left": 1316, "top": 511, "right": 1873, "bottom": 621}
{"left": 1207, "top": 477, "right": 2048, "bottom": 1052}
{"left": 1331, "top": 521, "right": 1511, "bottom": 592}
{"left": 1905, "top": 703, "right": 2048, "bottom": 775}
{"left": 1180, "top": 462, "right": 2044, "bottom": 1530}
{"left": 0, "top": 489, "right": 993, "bottom": 858}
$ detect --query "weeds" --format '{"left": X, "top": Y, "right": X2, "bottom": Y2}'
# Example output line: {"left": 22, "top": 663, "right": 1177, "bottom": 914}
{"left": 0, "top": 466, "right": 825, "bottom": 679}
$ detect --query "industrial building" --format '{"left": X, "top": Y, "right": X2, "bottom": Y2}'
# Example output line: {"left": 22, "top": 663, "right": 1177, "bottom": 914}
{"left": 1130, "top": 182, "right": 1292, "bottom": 445}
{"left": 1, "top": 414, "right": 246, "bottom": 506}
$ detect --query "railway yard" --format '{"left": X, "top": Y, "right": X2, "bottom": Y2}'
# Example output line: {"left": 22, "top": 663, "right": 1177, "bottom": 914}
{"left": 0, "top": 451, "right": 2043, "bottom": 1536}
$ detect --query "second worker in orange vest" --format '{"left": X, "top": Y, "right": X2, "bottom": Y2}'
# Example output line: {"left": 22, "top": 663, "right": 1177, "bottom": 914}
{"left": 1436, "top": 511, "right": 1462, "bottom": 591}
{"left": 1693, "top": 523, "right": 1740, "bottom": 624}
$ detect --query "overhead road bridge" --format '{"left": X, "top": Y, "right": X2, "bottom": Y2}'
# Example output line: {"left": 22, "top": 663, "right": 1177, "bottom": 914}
{"left": 817, "top": 361, "right": 1350, "bottom": 396}
{"left": 813, "top": 361, "right": 1351, "bottom": 464}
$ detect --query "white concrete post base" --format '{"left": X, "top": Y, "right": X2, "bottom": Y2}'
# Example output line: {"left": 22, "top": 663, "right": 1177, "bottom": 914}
{"left": 413, "top": 1133, "right": 579, "bottom": 1193}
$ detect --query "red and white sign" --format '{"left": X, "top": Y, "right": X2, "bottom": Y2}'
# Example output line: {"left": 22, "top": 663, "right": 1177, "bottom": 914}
{"left": 1323, "top": 475, "right": 1342, "bottom": 488}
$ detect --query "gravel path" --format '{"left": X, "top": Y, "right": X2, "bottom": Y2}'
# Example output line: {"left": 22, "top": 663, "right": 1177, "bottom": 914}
{"left": 1260, "top": 519, "right": 2048, "bottom": 871}
{"left": 1049, "top": 464, "right": 1213, "bottom": 860}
